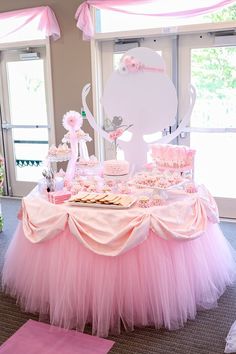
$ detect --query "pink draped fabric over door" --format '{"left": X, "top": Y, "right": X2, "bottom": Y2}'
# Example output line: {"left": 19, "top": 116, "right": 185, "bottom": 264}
{"left": 75, "top": 0, "right": 236, "bottom": 39}
{"left": 0, "top": 6, "right": 60, "bottom": 41}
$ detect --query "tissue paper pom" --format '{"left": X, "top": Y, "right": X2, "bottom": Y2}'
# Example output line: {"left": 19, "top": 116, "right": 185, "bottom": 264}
{"left": 62, "top": 111, "right": 82, "bottom": 131}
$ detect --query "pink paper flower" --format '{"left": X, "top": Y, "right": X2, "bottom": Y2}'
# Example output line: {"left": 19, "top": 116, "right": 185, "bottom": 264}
{"left": 123, "top": 55, "right": 141, "bottom": 72}
{"left": 62, "top": 111, "right": 83, "bottom": 131}
{"left": 119, "top": 55, "right": 164, "bottom": 75}
{"left": 119, "top": 55, "right": 142, "bottom": 74}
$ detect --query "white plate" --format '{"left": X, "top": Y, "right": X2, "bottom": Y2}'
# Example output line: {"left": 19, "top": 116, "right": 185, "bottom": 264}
{"left": 65, "top": 198, "right": 136, "bottom": 209}
{"left": 152, "top": 180, "right": 187, "bottom": 192}
{"left": 130, "top": 179, "right": 187, "bottom": 191}
{"left": 47, "top": 155, "right": 70, "bottom": 162}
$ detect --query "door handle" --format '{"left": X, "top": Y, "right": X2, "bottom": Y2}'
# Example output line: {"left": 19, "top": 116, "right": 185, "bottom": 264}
{"left": 1, "top": 123, "right": 50, "bottom": 129}
{"left": 1, "top": 123, "right": 11, "bottom": 130}
{"left": 180, "top": 131, "right": 187, "bottom": 138}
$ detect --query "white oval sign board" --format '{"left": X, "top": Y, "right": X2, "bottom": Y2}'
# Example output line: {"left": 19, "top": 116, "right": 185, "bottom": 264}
{"left": 101, "top": 47, "right": 177, "bottom": 134}
{"left": 101, "top": 47, "right": 178, "bottom": 169}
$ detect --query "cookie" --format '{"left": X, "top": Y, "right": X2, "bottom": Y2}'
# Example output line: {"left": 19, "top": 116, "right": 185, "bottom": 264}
{"left": 117, "top": 196, "right": 132, "bottom": 207}
{"left": 103, "top": 194, "right": 120, "bottom": 203}
{"left": 69, "top": 192, "right": 89, "bottom": 202}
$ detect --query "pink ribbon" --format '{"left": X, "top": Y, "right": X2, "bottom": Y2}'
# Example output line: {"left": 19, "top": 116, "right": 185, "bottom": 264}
{"left": 65, "top": 129, "right": 78, "bottom": 182}
{"left": 119, "top": 55, "right": 164, "bottom": 74}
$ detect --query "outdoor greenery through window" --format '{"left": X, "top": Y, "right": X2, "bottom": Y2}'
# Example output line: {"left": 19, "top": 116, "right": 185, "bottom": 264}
{"left": 188, "top": 4, "right": 236, "bottom": 198}
{"left": 191, "top": 47, "right": 236, "bottom": 129}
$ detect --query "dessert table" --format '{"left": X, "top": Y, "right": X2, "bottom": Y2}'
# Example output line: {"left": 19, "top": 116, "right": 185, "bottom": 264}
{"left": 2, "top": 186, "right": 236, "bottom": 337}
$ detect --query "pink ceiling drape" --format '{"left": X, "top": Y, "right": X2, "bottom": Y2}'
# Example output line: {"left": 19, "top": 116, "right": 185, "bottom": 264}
{"left": 75, "top": 0, "right": 236, "bottom": 39}
{"left": 0, "top": 6, "right": 60, "bottom": 41}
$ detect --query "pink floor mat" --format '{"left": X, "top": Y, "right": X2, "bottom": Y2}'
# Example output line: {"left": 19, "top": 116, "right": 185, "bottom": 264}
{"left": 0, "top": 320, "right": 115, "bottom": 354}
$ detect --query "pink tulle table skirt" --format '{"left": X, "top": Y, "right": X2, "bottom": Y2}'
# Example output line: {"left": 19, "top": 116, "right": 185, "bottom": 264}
{"left": 2, "top": 221, "right": 236, "bottom": 337}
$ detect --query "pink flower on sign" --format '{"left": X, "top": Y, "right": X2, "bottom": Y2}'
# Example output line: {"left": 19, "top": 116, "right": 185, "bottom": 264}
{"left": 118, "top": 55, "right": 164, "bottom": 75}
{"left": 123, "top": 55, "right": 141, "bottom": 73}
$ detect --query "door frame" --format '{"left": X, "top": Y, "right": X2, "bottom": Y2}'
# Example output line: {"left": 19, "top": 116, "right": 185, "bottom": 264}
{"left": 0, "top": 38, "right": 55, "bottom": 196}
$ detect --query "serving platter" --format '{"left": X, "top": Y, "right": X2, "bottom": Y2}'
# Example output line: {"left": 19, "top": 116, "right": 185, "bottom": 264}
{"left": 65, "top": 192, "right": 136, "bottom": 209}
{"left": 129, "top": 179, "right": 187, "bottom": 192}
{"left": 65, "top": 198, "right": 136, "bottom": 209}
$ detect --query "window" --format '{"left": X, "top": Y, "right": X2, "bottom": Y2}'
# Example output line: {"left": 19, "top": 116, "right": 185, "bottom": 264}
{"left": 0, "top": 16, "right": 45, "bottom": 44}
{"left": 96, "top": 4, "right": 236, "bottom": 33}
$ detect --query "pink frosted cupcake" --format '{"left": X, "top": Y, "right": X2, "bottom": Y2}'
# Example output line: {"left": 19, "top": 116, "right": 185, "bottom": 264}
{"left": 151, "top": 195, "right": 165, "bottom": 206}
{"left": 185, "top": 183, "right": 197, "bottom": 193}
{"left": 87, "top": 184, "right": 97, "bottom": 193}
{"left": 137, "top": 196, "right": 150, "bottom": 208}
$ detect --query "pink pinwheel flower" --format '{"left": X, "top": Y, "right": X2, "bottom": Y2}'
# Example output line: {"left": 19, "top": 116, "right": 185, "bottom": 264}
{"left": 62, "top": 111, "right": 83, "bottom": 131}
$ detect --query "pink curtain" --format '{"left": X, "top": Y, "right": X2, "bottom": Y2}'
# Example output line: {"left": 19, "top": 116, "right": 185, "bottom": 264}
{"left": 75, "top": 0, "right": 236, "bottom": 39}
{"left": 0, "top": 6, "right": 60, "bottom": 41}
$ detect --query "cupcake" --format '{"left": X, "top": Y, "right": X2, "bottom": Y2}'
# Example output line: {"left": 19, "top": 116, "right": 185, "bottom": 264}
{"left": 151, "top": 195, "right": 165, "bottom": 206}
{"left": 137, "top": 196, "right": 150, "bottom": 208}
{"left": 185, "top": 183, "right": 197, "bottom": 193}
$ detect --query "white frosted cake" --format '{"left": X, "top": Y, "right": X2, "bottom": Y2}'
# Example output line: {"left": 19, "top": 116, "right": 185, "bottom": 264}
{"left": 103, "top": 159, "right": 129, "bottom": 176}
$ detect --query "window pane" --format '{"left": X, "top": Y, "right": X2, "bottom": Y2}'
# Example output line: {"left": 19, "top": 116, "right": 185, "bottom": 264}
{"left": 12, "top": 128, "right": 48, "bottom": 182}
{"left": 0, "top": 16, "right": 45, "bottom": 44}
{"left": 191, "top": 133, "right": 236, "bottom": 198}
{"left": 191, "top": 47, "right": 236, "bottom": 129}
{"left": 7, "top": 60, "right": 48, "bottom": 125}
{"left": 190, "top": 45, "right": 236, "bottom": 199}
{"left": 97, "top": 5, "right": 236, "bottom": 33}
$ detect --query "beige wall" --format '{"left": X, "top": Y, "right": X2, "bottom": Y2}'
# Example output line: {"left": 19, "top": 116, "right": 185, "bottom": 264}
{"left": 0, "top": 0, "right": 94, "bottom": 154}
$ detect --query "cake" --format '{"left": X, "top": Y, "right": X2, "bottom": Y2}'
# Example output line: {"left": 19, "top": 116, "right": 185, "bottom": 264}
{"left": 103, "top": 160, "right": 129, "bottom": 176}
{"left": 151, "top": 144, "right": 196, "bottom": 171}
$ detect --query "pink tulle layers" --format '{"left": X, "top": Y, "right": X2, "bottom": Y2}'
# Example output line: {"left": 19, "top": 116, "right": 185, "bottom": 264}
{"left": 2, "top": 222, "right": 236, "bottom": 337}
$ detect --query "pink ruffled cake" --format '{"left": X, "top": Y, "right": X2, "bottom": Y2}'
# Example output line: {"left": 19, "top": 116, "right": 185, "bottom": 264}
{"left": 103, "top": 160, "right": 129, "bottom": 176}
{"left": 151, "top": 144, "right": 196, "bottom": 171}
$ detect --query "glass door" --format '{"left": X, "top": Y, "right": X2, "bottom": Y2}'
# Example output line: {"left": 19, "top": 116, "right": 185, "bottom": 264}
{"left": 0, "top": 47, "right": 53, "bottom": 196}
{"left": 178, "top": 33, "right": 236, "bottom": 218}
{"left": 96, "top": 31, "right": 236, "bottom": 218}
